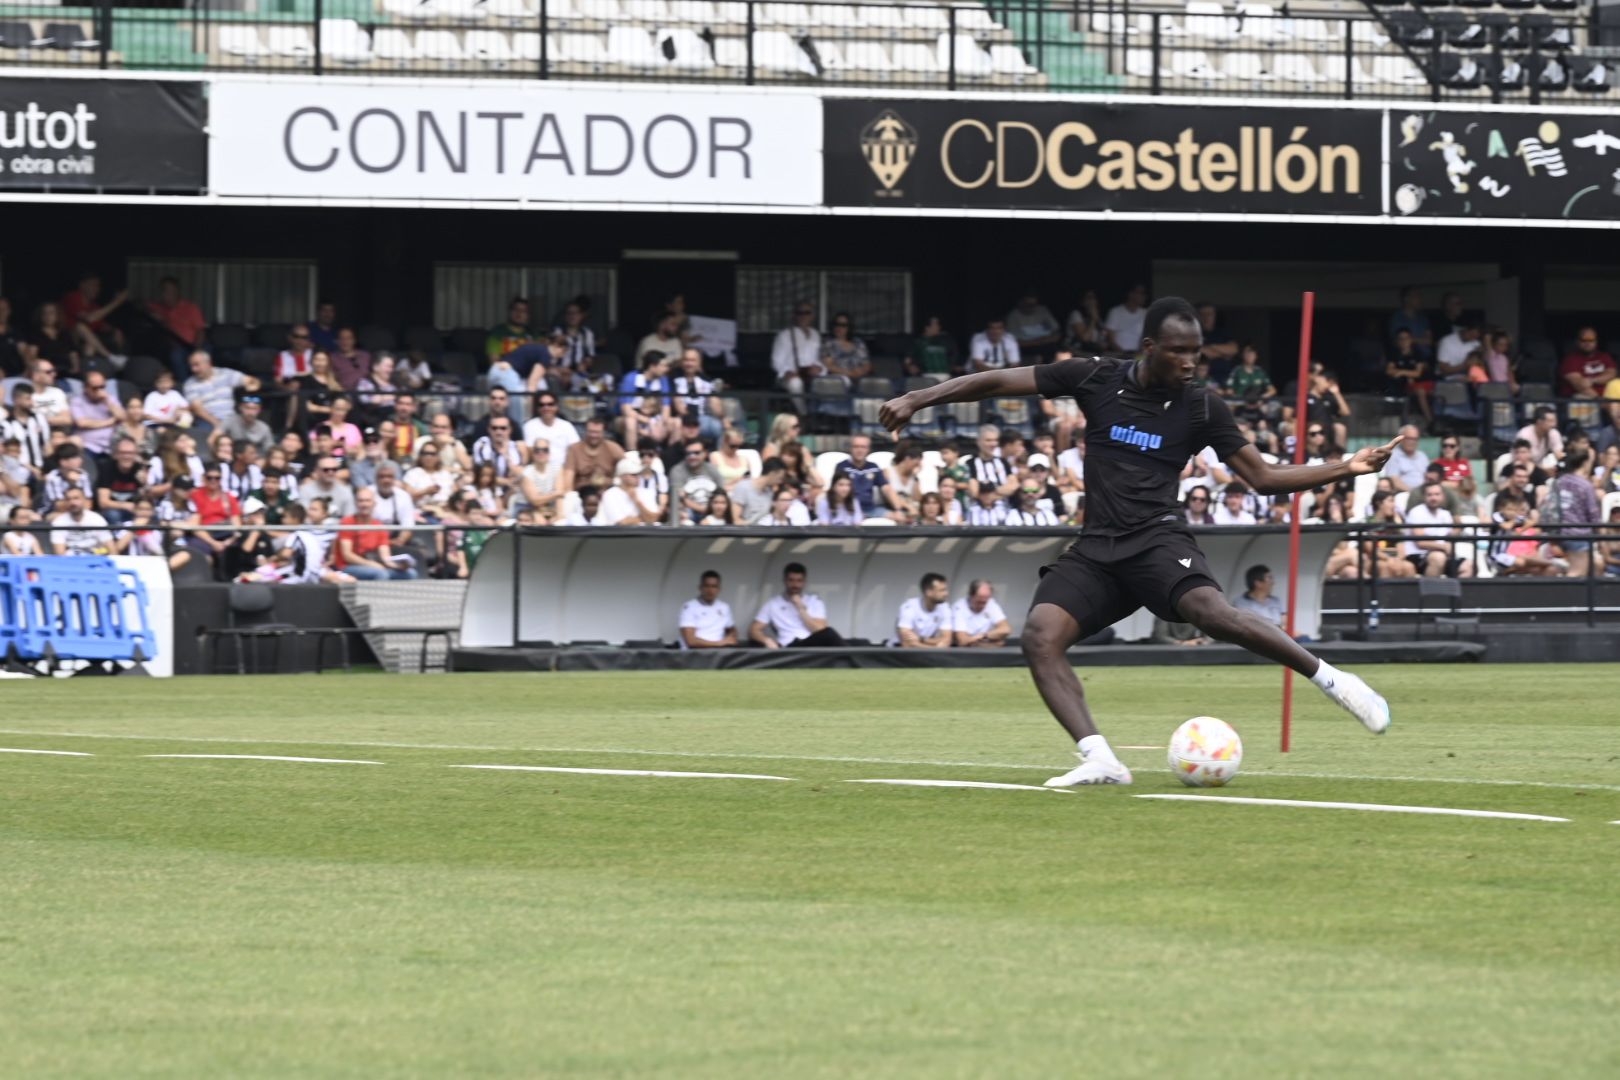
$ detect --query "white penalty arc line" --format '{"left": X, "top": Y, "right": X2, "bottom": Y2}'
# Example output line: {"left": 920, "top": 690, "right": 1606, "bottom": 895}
{"left": 449, "top": 764, "right": 794, "bottom": 781}
{"left": 1136, "top": 794, "right": 1570, "bottom": 823}
{"left": 1, "top": 730, "right": 1616, "bottom": 794}
{"left": 847, "top": 779, "right": 1069, "bottom": 793}
{"left": 0, "top": 747, "right": 93, "bottom": 757}
{"left": 144, "top": 754, "right": 385, "bottom": 765}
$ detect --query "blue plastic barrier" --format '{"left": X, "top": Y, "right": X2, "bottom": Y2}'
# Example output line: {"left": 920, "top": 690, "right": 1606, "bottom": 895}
{"left": 0, "top": 557, "right": 157, "bottom": 664}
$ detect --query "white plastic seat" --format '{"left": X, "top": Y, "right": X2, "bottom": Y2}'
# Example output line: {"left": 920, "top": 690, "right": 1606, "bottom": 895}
{"left": 1183, "top": 1, "right": 1236, "bottom": 41}
{"left": 1272, "top": 53, "right": 1318, "bottom": 83}
{"left": 666, "top": 0, "right": 717, "bottom": 23}
{"left": 814, "top": 3, "right": 858, "bottom": 28}
{"left": 659, "top": 26, "right": 714, "bottom": 68}
{"left": 1370, "top": 54, "right": 1425, "bottom": 84}
{"left": 219, "top": 25, "right": 270, "bottom": 58}
{"left": 855, "top": 5, "right": 905, "bottom": 31}
{"left": 319, "top": 19, "right": 372, "bottom": 63}
{"left": 435, "top": 0, "right": 489, "bottom": 17}
{"left": 902, "top": 5, "right": 950, "bottom": 31}
{"left": 606, "top": 25, "right": 662, "bottom": 67}
{"left": 956, "top": 8, "right": 998, "bottom": 32}
{"left": 483, "top": 0, "right": 536, "bottom": 19}
{"left": 575, "top": 0, "right": 623, "bottom": 22}
{"left": 936, "top": 32, "right": 993, "bottom": 76}
{"left": 842, "top": 39, "right": 895, "bottom": 73}
{"left": 415, "top": 29, "right": 466, "bottom": 62}
{"left": 815, "top": 451, "right": 850, "bottom": 488}
{"left": 1170, "top": 49, "right": 1224, "bottom": 79}
{"left": 266, "top": 25, "right": 315, "bottom": 57}
{"left": 512, "top": 30, "right": 542, "bottom": 59}
{"left": 1124, "top": 47, "right": 1156, "bottom": 78}
{"left": 372, "top": 27, "right": 418, "bottom": 62}
{"left": 464, "top": 28, "right": 515, "bottom": 64}
{"left": 988, "top": 43, "right": 1035, "bottom": 75}
{"left": 891, "top": 41, "right": 941, "bottom": 73}
{"left": 713, "top": 35, "right": 746, "bottom": 66}
{"left": 758, "top": 3, "right": 813, "bottom": 29}
{"left": 1287, "top": 16, "right": 1330, "bottom": 44}
{"left": 1235, "top": 3, "right": 1288, "bottom": 42}
{"left": 381, "top": 0, "right": 437, "bottom": 19}
{"left": 1222, "top": 51, "right": 1272, "bottom": 80}
{"left": 1321, "top": 54, "right": 1374, "bottom": 84}
{"left": 751, "top": 29, "right": 815, "bottom": 73}
{"left": 1351, "top": 21, "right": 1390, "bottom": 47}
{"left": 557, "top": 32, "right": 609, "bottom": 64}
{"left": 621, "top": 0, "right": 671, "bottom": 21}
{"left": 712, "top": 2, "right": 748, "bottom": 24}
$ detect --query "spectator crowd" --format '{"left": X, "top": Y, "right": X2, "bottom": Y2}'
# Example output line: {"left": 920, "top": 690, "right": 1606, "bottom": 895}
{"left": 2, "top": 277, "right": 1617, "bottom": 585}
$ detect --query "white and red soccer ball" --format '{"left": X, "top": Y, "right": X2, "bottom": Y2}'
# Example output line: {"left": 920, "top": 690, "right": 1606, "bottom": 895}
{"left": 1168, "top": 716, "right": 1243, "bottom": 787}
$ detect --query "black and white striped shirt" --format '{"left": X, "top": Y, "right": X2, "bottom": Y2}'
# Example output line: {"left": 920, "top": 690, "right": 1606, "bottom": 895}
{"left": 1, "top": 410, "right": 50, "bottom": 469}
{"left": 964, "top": 454, "right": 1011, "bottom": 494}
{"left": 42, "top": 468, "right": 94, "bottom": 509}
{"left": 553, "top": 326, "right": 595, "bottom": 370}
{"left": 222, "top": 464, "right": 263, "bottom": 501}
{"left": 471, "top": 436, "right": 524, "bottom": 478}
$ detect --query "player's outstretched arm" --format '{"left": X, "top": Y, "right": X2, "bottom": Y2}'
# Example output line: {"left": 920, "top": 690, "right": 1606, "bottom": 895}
{"left": 1226, "top": 436, "right": 1399, "bottom": 496}
{"left": 880, "top": 368, "right": 1040, "bottom": 435}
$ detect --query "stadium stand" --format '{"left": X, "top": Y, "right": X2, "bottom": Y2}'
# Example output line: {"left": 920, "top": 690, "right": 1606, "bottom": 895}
{"left": 0, "top": 0, "right": 1609, "bottom": 97}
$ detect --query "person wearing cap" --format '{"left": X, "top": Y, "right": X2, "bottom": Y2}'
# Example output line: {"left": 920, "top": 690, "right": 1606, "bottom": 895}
{"left": 594, "top": 454, "right": 662, "bottom": 526}
{"left": 349, "top": 426, "right": 389, "bottom": 491}
{"left": 227, "top": 495, "right": 277, "bottom": 579}
{"left": 218, "top": 392, "right": 274, "bottom": 456}
{"left": 1024, "top": 453, "right": 1063, "bottom": 516}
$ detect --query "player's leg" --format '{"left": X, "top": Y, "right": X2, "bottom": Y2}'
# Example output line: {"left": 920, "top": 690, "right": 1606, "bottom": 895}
{"left": 1024, "top": 554, "right": 1136, "bottom": 787}
{"left": 1175, "top": 585, "right": 1390, "bottom": 734}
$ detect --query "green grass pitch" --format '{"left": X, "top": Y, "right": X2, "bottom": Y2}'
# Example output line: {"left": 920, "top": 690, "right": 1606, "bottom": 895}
{"left": 1, "top": 666, "right": 1616, "bottom": 1077}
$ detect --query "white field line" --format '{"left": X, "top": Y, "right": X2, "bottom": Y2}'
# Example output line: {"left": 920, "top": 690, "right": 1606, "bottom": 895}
{"left": 0, "top": 729, "right": 1616, "bottom": 793}
{"left": 847, "top": 779, "right": 1068, "bottom": 793}
{"left": 0, "top": 747, "right": 93, "bottom": 756}
{"left": 1137, "top": 794, "right": 1570, "bottom": 823}
{"left": 144, "top": 754, "right": 385, "bottom": 765}
{"left": 450, "top": 765, "right": 792, "bottom": 781}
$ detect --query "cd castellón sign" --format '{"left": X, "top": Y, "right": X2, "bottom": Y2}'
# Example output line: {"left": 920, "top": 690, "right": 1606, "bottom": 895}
{"left": 827, "top": 98, "right": 1380, "bottom": 214}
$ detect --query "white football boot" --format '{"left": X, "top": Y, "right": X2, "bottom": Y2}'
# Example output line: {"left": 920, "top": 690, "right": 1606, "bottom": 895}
{"left": 1043, "top": 757, "right": 1134, "bottom": 788}
{"left": 1319, "top": 668, "right": 1393, "bottom": 734}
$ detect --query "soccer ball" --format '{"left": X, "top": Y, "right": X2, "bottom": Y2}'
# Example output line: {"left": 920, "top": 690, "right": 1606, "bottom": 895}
{"left": 1168, "top": 717, "right": 1243, "bottom": 787}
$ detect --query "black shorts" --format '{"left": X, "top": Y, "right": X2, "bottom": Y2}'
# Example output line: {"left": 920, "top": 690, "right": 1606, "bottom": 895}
{"left": 1031, "top": 523, "right": 1220, "bottom": 637}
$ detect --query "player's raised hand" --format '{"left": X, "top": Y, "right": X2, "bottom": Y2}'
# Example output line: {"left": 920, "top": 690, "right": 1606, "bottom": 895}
{"left": 879, "top": 394, "right": 916, "bottom": 435}
{"left": 1348, "top": 435, "right": 1401, "bottom": 475}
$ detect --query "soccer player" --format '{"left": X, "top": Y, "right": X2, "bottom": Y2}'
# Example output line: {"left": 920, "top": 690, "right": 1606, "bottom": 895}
{"left": 880, "top": 297, "right": 1397, "bottom": 787}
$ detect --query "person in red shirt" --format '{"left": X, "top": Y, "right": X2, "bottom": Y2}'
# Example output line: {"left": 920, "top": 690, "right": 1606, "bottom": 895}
{"left": 1559, "top": 327, "right": 1616, "bottom": 398}
{"left": 146, "top": 277, "right": 207, "bottom": 373}
{"left": 336, "top": 487, "right": 417, "bottom": 580}
{"left": 188, "top": 467, "right": 241, "bottom": 574}
{"left": 60, "top": 272, "right": 128, "bottom": 358}
{"left": 1433, "top": 436, "right": 1476, "bottom": 504}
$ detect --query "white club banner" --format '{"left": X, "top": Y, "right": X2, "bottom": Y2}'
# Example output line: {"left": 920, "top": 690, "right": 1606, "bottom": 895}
{"left": 209, "top": 79, "right": 823, "bottom": 206}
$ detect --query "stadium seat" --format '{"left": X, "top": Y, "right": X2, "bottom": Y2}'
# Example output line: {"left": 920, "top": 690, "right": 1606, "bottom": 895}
{"left": 667, "top": 1, "right": 719, "bottom": 24}
{"left": 1272, "top": 54, "right": 1320, "bottom": 84}
{"left": 484, "top": 0, "right": 537, "bottom": 21}
{"left": 659, "top": 27, "right": 714, "bottom": 68}
{"left": 1439, "top": 54, "right": 1484, "bottom": 89}
{"left": 737, "top": 448, "right": 762, "bottom": 478}
{"left": 867, "top": 450, "right": 894, "bottom": 470}
{"left": 987, "top": 43, "right": 1036, "bottom": 76}
{"left": 857, "top": 5, "right": 907, "bottom": 32}
{"left": 903, "top": 5, "right": 950, "bottom": 31}
{"left": 1235, "top": 3, "right": 1289, "bottom": 43}
{"left": 319, "top": 19, "right": 372, "bottom": 64}
{"left": 815, "top": 4, "right": 859, "bottom": 29}
{"left": 606, "top": 25, "right": 663, "bottom": 67}
{"left": 416, "top": 29, "right": 467, "bottom": 64}
{"left": 1572, "top": 58, "right": 1610, "bottom": 92}
{"left": 1370, "top": 54, "right": 1427, "bottom": 85}
{"left": 1124, "top": 48, "right": 1157, "bottom": 78}
{"left": 892, "top": 41, "right": 942, "bottom": 75}
{"left": 1170, "top": 49, "right": 1224, "bottom": 81}
{"left": 759, "top": 3, "right": 814, "bottom": 30}
{"left": 1447, "top": 19, "right": 1490, "bottom": 49}
{"left": 753, "top": 30, "right": 817, "bottom": 74}
{"left": 814, "top": 451, "right": 850, "bottom": 486}
{"left": 219, "top": 25, "right": 272, "bottom": 61}
{"left": 1222, "top": 51, "right": 1273, "bottom": 81}
{"left": 841, "top": 40, "right": 895, "bottom": 75}
{"left": 1286, "top": 15, "right": 1331, "bottom": 46}
{"left": 1321, "top": 54, "right": 1375, "bottom": 86}
{"left": 1184, "top": 2, "right": 1237, "bottom": 41}
{"left": 1536, "top": 56, "right": 1568, "bottom": 91}
{"left": 436, "top": 0, "right": 491, "bottom": 18}
{"left": 266, "top": 25, "right": 316, "bottom": 60}
{"left": 254, "top": 323, "right": 291, "bottom": 348}
{"left": 465, "top": 29, "right": 516, "bottom": 66}
{"left": 621, "top": 0, "right": 672, "bottom": 21}
{"left": 373, "top": 27, "right": 419, "bottom": 64}
{"left": 0, "top": 20, "right": 36, "bottom": 50}
{"left": 40, "top": 21, "right": 96, "bottom": 51}
{"left": 1350, "top": 20, "right": 1390, "bottom": 48}
{"left": 557, "top": 32, "right": 610, "bottom": 69}
{"left": 576, "top": 0, "right": 624, "bottom": 23}
{"left": 381, "top": 0, "right": 438, "bottom": 18}
{"left": 936, "top": 33, "right": 994, "bottom": 78}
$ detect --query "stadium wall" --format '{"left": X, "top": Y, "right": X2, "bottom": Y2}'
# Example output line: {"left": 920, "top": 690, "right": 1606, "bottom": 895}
{"left": 460, "top": 526, "right": 1347, "bottom": 647}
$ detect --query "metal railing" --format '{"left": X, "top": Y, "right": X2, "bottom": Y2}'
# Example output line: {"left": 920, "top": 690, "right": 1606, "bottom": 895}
{"left": 0, "top": 0, "right": 1594, "bottom": 101}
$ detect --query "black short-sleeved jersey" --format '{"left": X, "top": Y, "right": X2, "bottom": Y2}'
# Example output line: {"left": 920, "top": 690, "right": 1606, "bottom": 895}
{"left": 1036, "top": 356, "right": 1250, "bottom": 535}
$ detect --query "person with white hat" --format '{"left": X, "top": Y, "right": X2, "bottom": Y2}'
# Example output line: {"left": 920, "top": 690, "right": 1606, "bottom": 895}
{"left": 593, "top": 454, "right": 662, "bottom": 526}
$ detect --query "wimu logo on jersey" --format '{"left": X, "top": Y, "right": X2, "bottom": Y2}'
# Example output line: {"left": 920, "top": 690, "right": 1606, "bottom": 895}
{"left": 1109, "top": 424, "right": 1164, "bottom": 452}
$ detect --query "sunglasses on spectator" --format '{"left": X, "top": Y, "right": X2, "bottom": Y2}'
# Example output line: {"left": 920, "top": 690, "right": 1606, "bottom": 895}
{"left": 1442, "top": 441, "right": 1459, "bottom": 448}
{"left": 1189, "top": 496, "right": 1208, "bottom": 503}
{"left": 1308, "top": 429, "right": 1324, "bottom": 436}
{"left": 539, "top": 399, "right": 558, "bottom": 407}
{"left": 490, "top": 424, "right": 510, "bottom": 431}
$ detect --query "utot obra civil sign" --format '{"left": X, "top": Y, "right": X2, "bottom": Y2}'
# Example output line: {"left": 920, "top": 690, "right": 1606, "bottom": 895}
{"left": 209, "top": 78, "right": 822, "bottom": 205}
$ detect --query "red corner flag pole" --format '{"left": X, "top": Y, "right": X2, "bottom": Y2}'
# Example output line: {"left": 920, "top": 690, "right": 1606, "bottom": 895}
{"left": 1281, "top": 291, "right": 1316, "bottom": 753}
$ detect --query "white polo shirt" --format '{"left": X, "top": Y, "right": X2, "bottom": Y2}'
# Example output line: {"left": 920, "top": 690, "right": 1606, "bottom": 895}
{"left": 754, "top": 592, "right": 826, "bottom": 645}
{"left": 1402, "top": 502, "right": 1455, "bottom": 556}
{"left": 969, "top": 332, "right": 1021, "bottom": 369}
{"left": 952, "top": 596, "right": 1008, "bottom": 639}
{"left": 892, "top": 596, "right": 953, "bottom": 646}
{"left": 678, "top": 597, "right": 734, "bottom": 648}
{"left": 522, "top": 414, "right": 580, "bottom": 455}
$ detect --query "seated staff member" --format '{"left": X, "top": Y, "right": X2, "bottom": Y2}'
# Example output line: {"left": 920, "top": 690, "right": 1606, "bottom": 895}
{"left": 952, "top": 579, "right": 1012, "bottom": 647}
{"left": 892, "top": 572, "right": 953, "bottom": 648}
{"left": 749, "top": 561, "right": 845, "bottom": 648}
{"left": 677, "top": 569, "right": 737, "bottom": 649}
